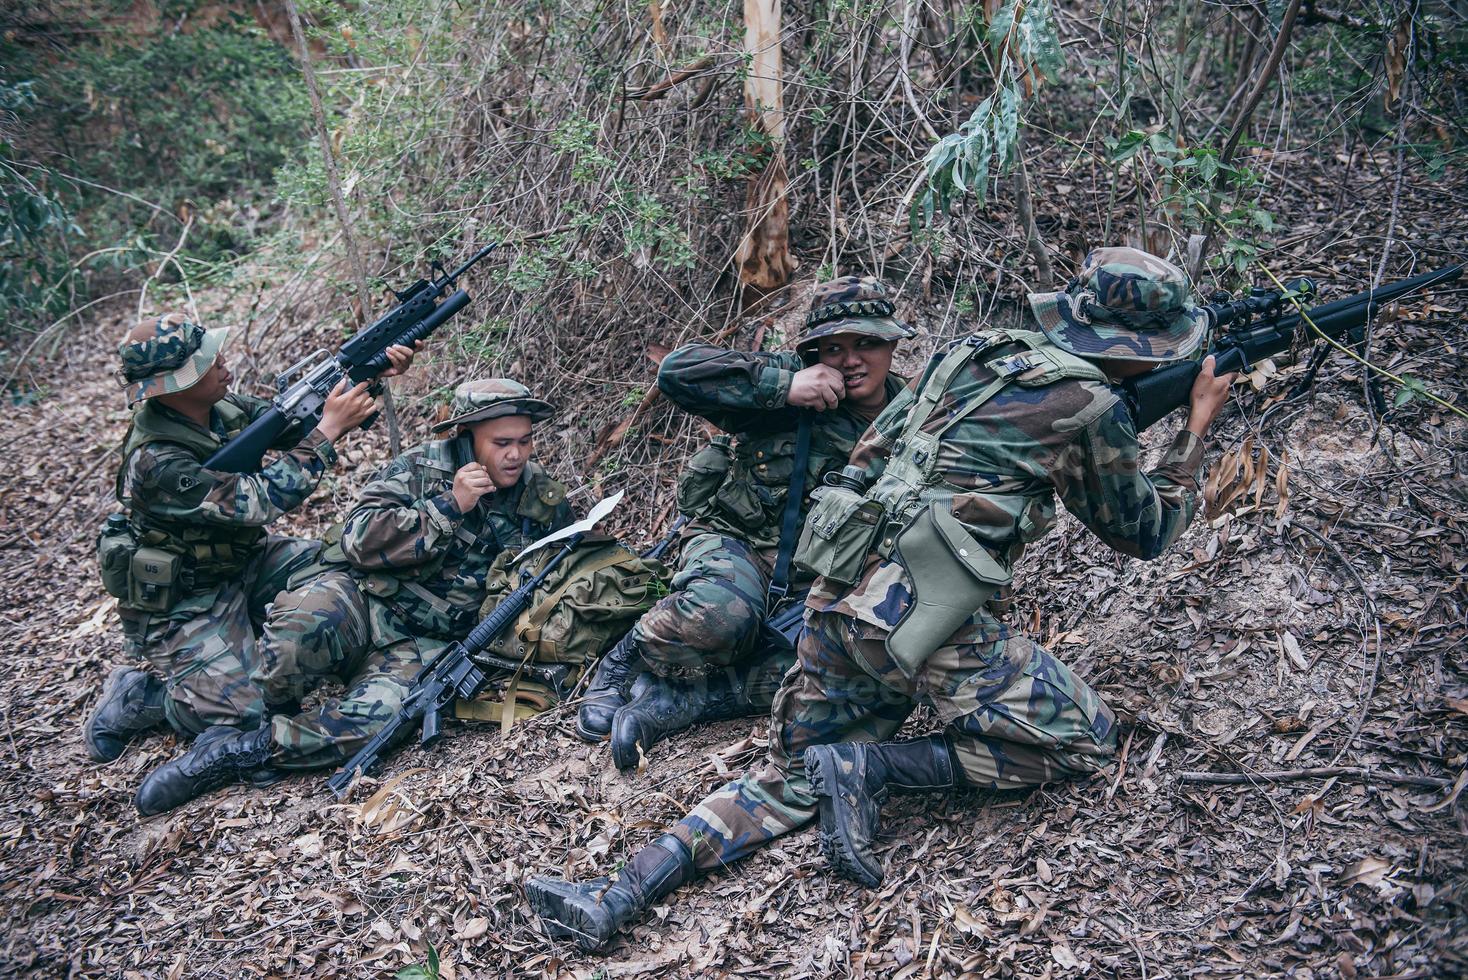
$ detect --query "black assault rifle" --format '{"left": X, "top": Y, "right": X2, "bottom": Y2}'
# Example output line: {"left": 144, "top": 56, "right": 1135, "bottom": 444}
{"left": 1122, "top": 263, "right": 1463, "bottom": 431}
{"left": 204, "top": 244, "right": 501, "bottom": 473}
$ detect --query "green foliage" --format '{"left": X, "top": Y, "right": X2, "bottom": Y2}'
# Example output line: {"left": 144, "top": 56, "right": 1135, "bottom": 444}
{"left": 914, "top": 0, "right": 1064, "bottom": 227}
{"left": 1108, "top": 130, "right": 1277, "bottom": 277}
{"left": 395, "top": 943, "right": 440, "bottom": 980}
{"left": 0, "top": 79, "right": 83, "bottom": 332}
{"left": 1, "top": 7, "right": 311, "bottom": 342}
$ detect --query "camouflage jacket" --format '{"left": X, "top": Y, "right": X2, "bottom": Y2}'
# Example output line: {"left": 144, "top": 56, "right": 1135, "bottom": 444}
{"left": 657, "top": 343, "right": 905, "bottom": 552}
{"left": 813, "top": 329, "right": 1205, "bottom": 642}
{"left": 116, "top": 394, "right": 336, "bottom": 594}
{"left": 333, "top": 435, "right": 573, "bottom": 638}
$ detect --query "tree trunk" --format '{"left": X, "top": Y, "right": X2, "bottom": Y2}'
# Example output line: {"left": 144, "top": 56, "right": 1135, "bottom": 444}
{"left": 734, "top": 0, "right": 796, "bottom": 307}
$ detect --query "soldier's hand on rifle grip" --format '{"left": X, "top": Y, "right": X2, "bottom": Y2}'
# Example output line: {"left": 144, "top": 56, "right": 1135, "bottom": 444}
{"left": 380, "top": 340, "right": 425, "bottom": 379}
{"left": 452, "top": 462, "right": 496, "bottom": 513}
{"left": 317, "top": 379, "right": 379, "bottom": 442}
{"left": 788, "top": 364, "right": 846, "bottom": 411}
{"left": 1185, "top": 356, "right": 1238, "bottom": 439}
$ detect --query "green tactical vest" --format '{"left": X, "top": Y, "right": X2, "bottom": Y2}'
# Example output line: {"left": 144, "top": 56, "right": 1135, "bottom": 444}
{"left": 113, "top": 396, "right": 270, "bottom": 585}
{"left": 675, "top": 378, "right": 902, "bottom": 550}
{"left": 797, "top": 328, "right": 1108, "bottom": 676}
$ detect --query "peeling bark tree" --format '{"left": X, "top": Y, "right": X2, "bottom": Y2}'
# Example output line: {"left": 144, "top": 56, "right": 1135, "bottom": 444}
{"left": 734, "top": 0, "right": 797, "bottom": 306}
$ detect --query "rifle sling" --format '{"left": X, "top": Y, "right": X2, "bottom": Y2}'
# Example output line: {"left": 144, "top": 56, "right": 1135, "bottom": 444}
{"left": 768, "top": 411, "right": 813, "bottom": 603}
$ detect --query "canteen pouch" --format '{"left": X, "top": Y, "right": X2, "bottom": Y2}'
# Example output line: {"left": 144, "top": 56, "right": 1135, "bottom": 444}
{"left": 886, "top": 502, "right": 1012, "bottom": 678}
{"left": 128, "top": 546, "right": 180, "bottom": 613}
{"left": 676, "top": 436, "right": 732, "bottom": 518}
{"left": 97, "top": 513, "right": 137, "bottom": 600}
{"left": 794, "top": 483, "right": 884, "bottom": 586}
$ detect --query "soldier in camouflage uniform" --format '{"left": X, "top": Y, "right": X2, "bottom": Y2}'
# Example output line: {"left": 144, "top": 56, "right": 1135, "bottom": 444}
{"left": 577, "top": 276, "right": 913, "bottom": 771}
{"left": 85, "top": 315, "right": 414, "bottom": 763}
{"left": 134, "top": 379, "right": 573, "bottom": 815}
{"left": 528, "top": 247, "right": 1239, "bottom": 951}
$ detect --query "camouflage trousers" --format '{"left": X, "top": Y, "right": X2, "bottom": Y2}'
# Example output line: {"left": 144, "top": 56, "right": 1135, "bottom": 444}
{"left": 669, "top": 608, "right": 1118, "bottom": 873}
{"left": 118, "top": 536, "right": 321, "bottom": 736}
{"left": 250, "top": 569, "right": 448, "bottom": 770}
{"left": 631, "top": 531, "right": 773, "bottom": 677}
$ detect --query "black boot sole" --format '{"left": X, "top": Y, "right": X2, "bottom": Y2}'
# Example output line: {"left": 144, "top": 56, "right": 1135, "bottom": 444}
{"left": 805, "top": 746, "right": 885, "bottom": 889}
{"left": 525, "top": 878, "right": 614, "bottom": 954}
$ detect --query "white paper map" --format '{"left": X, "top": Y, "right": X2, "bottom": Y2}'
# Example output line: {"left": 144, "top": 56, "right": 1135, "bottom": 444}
{"left": 510, "top": 488, "right": 624, "bottom": 564}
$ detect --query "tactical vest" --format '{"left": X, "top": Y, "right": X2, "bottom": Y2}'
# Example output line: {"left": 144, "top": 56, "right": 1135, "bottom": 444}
{"left": 337, "top": 436, "right": 569, "bottom": 637}
{"left": 108, "top": 397, "right": 269, "bottom": 595}
{"left": 796, "top": 329, "right": 1108, "bottom": 675}
{"left": 675, "top": 394, "right": 892, "bottom": 551}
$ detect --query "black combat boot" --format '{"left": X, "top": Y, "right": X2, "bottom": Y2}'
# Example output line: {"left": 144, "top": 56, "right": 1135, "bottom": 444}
{"left": 84, "top": 667, "right": 167, "bottom": 762}
{"left": 526, "top": 833, "right": 694, "bottom": 952}
{"left": 804, "top": 735, "right": 961, "bottom": 887}
{"left": 135, "top": 725, "right": 279, "bottom": 816}
{"left": 576, "top": 633, "right": 645, "bottom": 742}
{"left": 608, "top": 649, "right": 792, "bottom": 771}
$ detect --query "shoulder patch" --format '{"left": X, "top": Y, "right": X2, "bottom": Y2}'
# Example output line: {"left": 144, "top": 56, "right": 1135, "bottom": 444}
{"left": 174, "top": 473, "right": 200, "bottom": 494}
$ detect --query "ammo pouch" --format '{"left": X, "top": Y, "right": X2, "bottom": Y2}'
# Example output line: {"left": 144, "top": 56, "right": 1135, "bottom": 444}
{"left": 676, "top": 435, "right": 732, "bottom": 517}
{"left": 128, "top": 547, "right": 181, "bottom": 613}
{"left": 97, "top": 513, "right": 137, "bottom": 600}
{"left": 794, "top": 482, "right": 884, "bottom": 586}
{"left": 886, "top": 502, "right": 1013, "bottom": 679}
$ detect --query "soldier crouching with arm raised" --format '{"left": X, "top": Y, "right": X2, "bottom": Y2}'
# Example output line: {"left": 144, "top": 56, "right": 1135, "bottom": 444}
{"left": 87, "top": 315, "right": 414, "bottom": 764}
{"left": 133, "top": 380, "right": 572, "bottom": 814}
{"left": 527, "top": 247, "right": 1237, "bottom": 951}
{"left": 576, "top": 276, "right": 913, "bottom": 770}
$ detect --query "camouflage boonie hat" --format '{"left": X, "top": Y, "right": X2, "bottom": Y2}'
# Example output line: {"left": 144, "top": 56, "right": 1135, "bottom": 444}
{"left": 795, "top": 275, "right": 915, "bottom": 362}
{"left": 1028, "top": 247, "right": 1207, "bottom": 363}
{"left": 431, "top": 378, "right": 556, "bottom": 433}
{"left": 118, "top": 315, "right": 230, "bottom": 406}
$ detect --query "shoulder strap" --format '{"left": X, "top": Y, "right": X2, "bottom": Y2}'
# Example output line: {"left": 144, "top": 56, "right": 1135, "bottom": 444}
{"left": 767, "top": 410, "right": 813, "bottom": 603}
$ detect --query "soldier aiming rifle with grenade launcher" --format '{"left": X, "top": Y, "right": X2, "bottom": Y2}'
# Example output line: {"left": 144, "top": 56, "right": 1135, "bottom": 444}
{"left": 205, "top": 243, "right": 502, "bottom": 473}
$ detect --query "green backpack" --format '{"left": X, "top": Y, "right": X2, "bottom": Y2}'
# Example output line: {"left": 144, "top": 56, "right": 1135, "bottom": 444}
{"left": 477, "top": 534, "right": 667, "bottom": 669}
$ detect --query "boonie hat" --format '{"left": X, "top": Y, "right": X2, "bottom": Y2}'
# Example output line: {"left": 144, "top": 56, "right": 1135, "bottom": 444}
{"left": 432, "top": 378, "right": 556, "bottom": 433}
{"left": 118, "top": 314, "right": 230, "bottom": 406}
{"left": 795, "top": 275, "right": 915, "bottom": 362}
{"left": 1028, "top": 247, "right": 1207, "bottom": 363}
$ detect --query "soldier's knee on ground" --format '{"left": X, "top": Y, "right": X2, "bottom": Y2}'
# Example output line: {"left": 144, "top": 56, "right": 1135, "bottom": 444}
{"left": 634, "top": 588, "right": 764, "bottom": 675}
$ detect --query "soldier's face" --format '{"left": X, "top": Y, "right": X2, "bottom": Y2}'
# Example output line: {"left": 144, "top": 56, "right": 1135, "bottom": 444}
{"left": 813, "top": 334, "right": 896, "bottom": 407}
{"left": 468, "top": 415, "right": 535, "bottom": 488}
{"left": 160, "top": 354, "right": 231, "bottom": 415}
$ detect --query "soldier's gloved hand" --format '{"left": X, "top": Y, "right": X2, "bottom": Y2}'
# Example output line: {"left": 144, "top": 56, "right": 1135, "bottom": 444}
{"left": 788, "top": 364, "right": 846, "bottom": 411}
{"left": 1185, "top": 355, "right": 1237, "bottom": 438}
{"left": 318, "top": 379, "right": 378, "bottom": 442}
{"left": 379, "top": 340, "right": 425, "bottom": 379}
{"left": 452, "top": 462, "right": 496, "bottom": 513}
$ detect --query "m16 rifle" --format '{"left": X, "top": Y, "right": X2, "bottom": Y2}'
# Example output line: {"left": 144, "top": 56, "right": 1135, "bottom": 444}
{"left": 326, "top": 492, "right": 626, "bottom": 798}
{"left": 204, "top": 244, "right": 501, "bottom": 473}
{"left": 1122, "top": 263, "right": 1463, "bottom": 431}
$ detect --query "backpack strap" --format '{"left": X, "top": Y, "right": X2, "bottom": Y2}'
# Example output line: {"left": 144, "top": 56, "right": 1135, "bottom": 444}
{"left": 521, "top": 549, "right": 638, "bottom": 644}
{"left": 767, "top": 411, "right": 813, "bottom": 603}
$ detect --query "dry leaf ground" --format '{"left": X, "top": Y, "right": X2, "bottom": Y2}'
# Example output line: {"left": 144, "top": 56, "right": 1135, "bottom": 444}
{"left": 2, "top": 193, "right": 1466, "bottom": 977}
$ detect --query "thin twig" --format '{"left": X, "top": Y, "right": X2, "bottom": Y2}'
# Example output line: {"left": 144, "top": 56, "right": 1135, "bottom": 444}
{"left": 1179, "top": 767, "right": 1453, "bottom": 790}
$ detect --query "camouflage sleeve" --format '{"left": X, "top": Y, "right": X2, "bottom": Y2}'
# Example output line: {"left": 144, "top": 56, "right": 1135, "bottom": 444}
{"left": 337, "top": 458, "right": 463, "bottom": 570}
{"left": 656, "top": 344, "right": 803, "bottom": 431}
{"left": 127, "top": 432, "right": 337, "bottom": 528}
{"left": 1053, "top": 399, "right": 1206, "bottom": 560}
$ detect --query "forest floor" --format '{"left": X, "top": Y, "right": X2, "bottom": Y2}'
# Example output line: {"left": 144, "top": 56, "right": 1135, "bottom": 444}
{"left": 1, "top": 164, "right": 1466, "bottom": 979}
